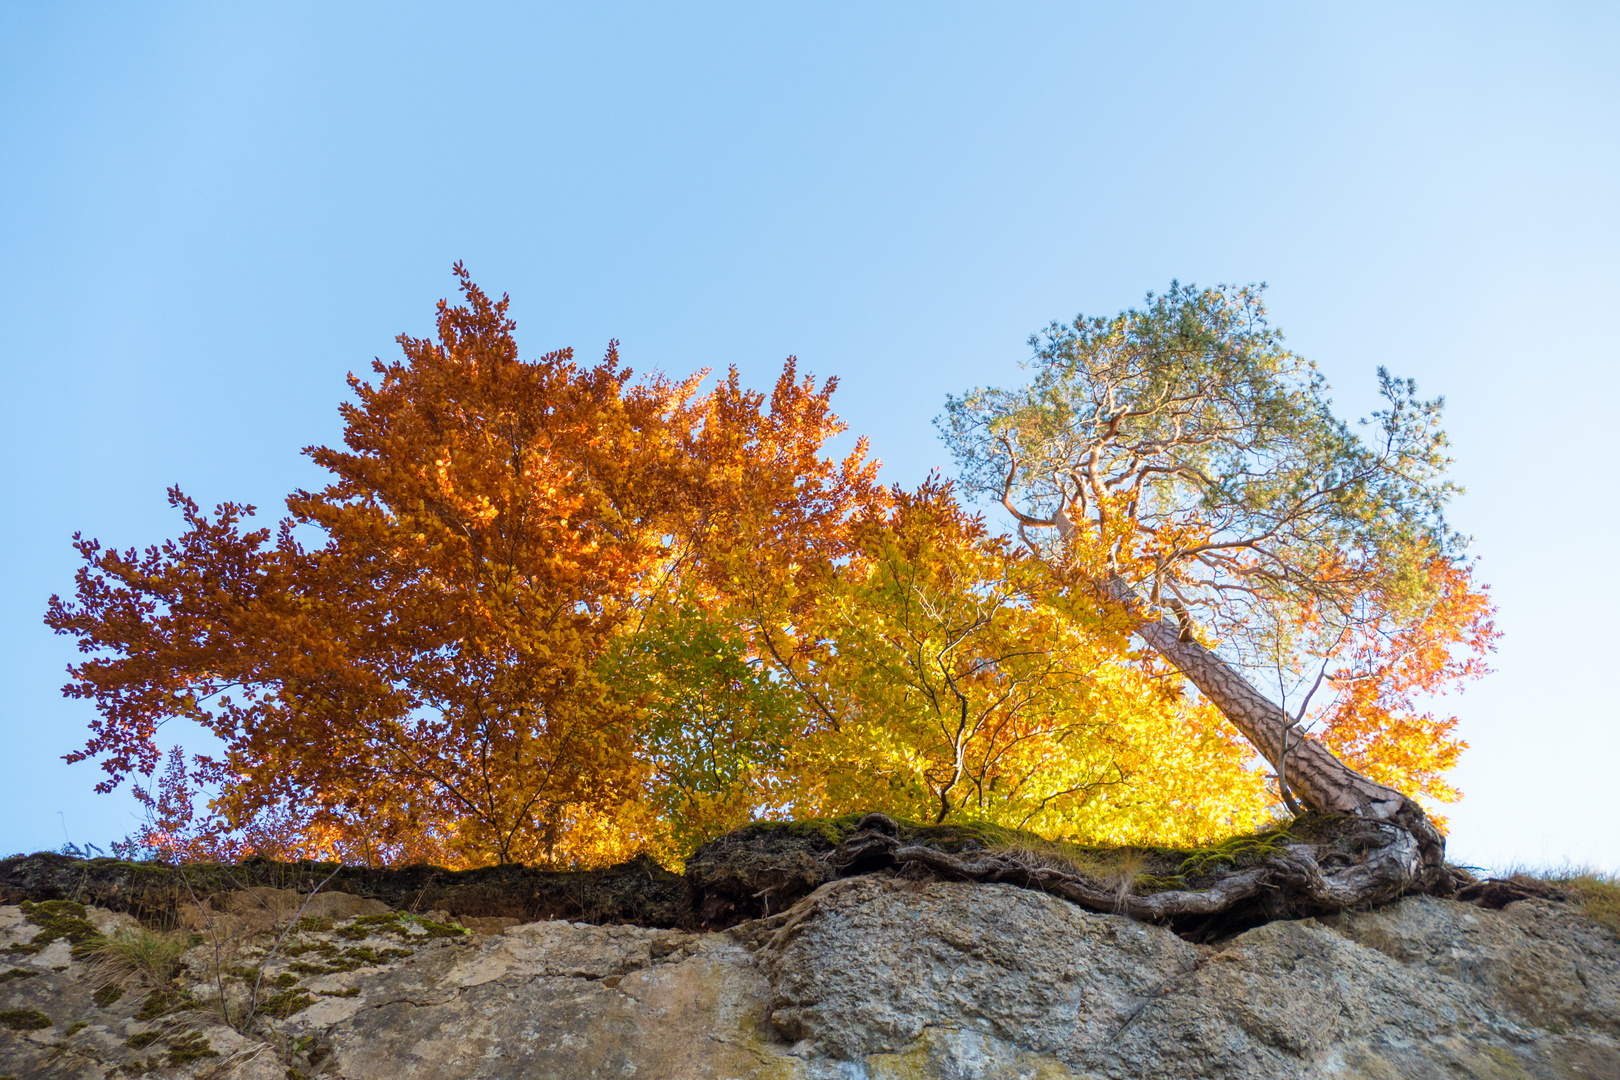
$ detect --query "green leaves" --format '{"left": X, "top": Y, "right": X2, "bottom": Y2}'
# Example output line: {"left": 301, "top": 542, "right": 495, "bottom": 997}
{"left": 940, "top": 282, "right": 1467, "bottom": 656}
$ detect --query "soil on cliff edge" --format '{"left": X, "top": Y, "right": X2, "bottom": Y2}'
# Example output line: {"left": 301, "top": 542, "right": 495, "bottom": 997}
{"left": 0, "top": 812, "right": 1556, "bottom": 940}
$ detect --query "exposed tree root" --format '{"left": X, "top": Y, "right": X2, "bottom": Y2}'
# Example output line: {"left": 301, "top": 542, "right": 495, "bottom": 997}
{"left": 2, "top": 813, "right": 1536, "bottom": 945}
{"left": 819, "top": 812, "right": 1463, "bottom": 941}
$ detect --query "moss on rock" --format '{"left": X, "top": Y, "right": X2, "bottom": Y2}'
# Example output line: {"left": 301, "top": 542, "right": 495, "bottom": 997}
{"left": 0, "top": 1008, "right": 51, "bottom": 1031}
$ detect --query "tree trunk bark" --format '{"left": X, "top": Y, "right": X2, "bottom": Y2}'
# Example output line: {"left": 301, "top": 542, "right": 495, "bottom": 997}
{"left": 1098, "top": 572, "right": 1446, "bottom": 877}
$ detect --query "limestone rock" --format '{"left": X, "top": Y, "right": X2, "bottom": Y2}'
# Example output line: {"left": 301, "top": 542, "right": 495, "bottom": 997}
{"left": 2, "top": 875, "right": 1617, "bottom": 1079}
{"left": 761, "top": 876, "right": 1198, "bottom": 1059}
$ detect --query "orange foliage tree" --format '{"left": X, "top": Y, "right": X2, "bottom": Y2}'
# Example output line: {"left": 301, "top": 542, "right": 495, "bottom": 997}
{"left": 48, "top": 267, "right": 879, "bottom": 867}
{"left": 50, "top": 271, "right": 1494, "bottom": 870}
{"left": 1311, "top": 555, "right": 1498, "bottom": 818}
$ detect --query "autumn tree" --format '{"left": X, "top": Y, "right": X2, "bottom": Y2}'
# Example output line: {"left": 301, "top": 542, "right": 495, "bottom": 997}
{"left": 939, "top": 283, "right": 1496, "bottom": 908}
{"left": 49, "top": 270, "right": 701, "bottom": 864}
{"left": 50, "top": 270, "right": 1492, "bottom": 888}
{"left": 777, "top": 478, "right": 1268, "bottom": 844}
{"left": 600, "top": 366, "right": 885, "bottom": 853}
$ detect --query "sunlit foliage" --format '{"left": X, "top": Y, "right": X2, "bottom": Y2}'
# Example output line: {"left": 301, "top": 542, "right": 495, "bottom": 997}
{"left": 50, "top": 272, "right": 1492, "bottom": 868}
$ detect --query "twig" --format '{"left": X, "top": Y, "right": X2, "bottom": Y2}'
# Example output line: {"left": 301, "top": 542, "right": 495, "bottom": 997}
{"left": 245, "top": 863, "right": 343, "bottom": 1021}
{"left": 1276, "top": 630, "right": 1343, "bottom": 817}
{"left": 174, "top": 864, "right": 233, "bottom": 1029}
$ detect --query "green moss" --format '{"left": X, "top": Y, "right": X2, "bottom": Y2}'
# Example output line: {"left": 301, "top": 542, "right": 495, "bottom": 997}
{"left": 132, "top": 988, "right": 193, "bottom": 1021}
{"left": 273, "top": 972, "right": 299, "bottom": 988}
{"left": 408, "top": 916, "right": 470, "bottom": 938}
{"left": 125, "top": 1030, "right": 163, "bottom": 1049}
{"left": 92, "top": 983, "right": 125, "bottom": 1007}
{"left": 64, "top": 1021, "right": 88, "bottom": 1036}
{"left": 348, "top": 945, "right": 411, "bottom": 962}
{"left": 295, "top": 916, "right": 334, "bottom": 933}
{"left": 316, "top": 986, "right": 361, "bottom": 997}
{"left": 1177, "top": 827, "right": 1294, "bottom": 878}
{"left": 284, "top": 940, "right": 339, "bottom": 959}
{"left": 776, "top": 813, "right": 872, "bottom": 845}
{"left": 342, "top": 945, "right": 412, "bottom": 967}
{"left": 0, "top": 968, "right": 39, "bottom": 982}
{"left": 13, "top": 899, "right": 105, "bottom": 958}
{"left": 0, "top": 1008, "right": 52, "bottom": 1030}
{"left": 333, "top": 925, "right": 371, "bottom": 940}
{"left": 288, "top": 942, "right": 412, "bottom": 975}
{"left": 165, "top": 1031, "right": 219, "bottom": 1065}
{"left": 258, "top": 988, "right": 316, "bottom": 1019}
{"left": 352, "top": 913, "right": 404, "bottom": 927}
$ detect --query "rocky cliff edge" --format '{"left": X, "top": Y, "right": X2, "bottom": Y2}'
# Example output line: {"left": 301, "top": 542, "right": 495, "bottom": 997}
{"left": 2, "top": 869, "right": 1617, "bottom": 1079}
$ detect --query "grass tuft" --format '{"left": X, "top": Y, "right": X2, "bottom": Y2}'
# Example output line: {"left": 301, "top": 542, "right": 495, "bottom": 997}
{"left": 1554, "top": 872, "right": 1620, "bottom": 937}
{"left": 1482, "top": 864, "right": 1620, "bottom": 937}
{"left": 86, "top": 926, "right": 189, "bottom": 986}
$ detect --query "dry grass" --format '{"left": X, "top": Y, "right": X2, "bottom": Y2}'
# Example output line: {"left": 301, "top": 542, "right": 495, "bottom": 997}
{"left": 84, "top": 925, "right": 189, "bottom": 990}
{"left": 977, "top": 837, "right": 1150, "bottom": 908}
{"left": 1486, "top": 864, "right": 1620, "bottom": 937}
{"left": 1554, "top": 873, "right": 1620, "bottom": 937}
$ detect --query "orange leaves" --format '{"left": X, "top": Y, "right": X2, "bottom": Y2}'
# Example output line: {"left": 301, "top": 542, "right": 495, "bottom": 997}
{"left": 49, "top": 270, "right": 1492, "bottom": 868}
{"left": 1314, "top": 556, "right": 1498, "bottom": 811}
{"left": 49, "top": 269, "right": 885, "bottom": 868}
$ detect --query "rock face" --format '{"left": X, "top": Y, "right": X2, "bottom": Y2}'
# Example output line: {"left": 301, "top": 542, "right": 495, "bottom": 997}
{"left": 2, "top": 875, "right": 1616, "bottom": 1079}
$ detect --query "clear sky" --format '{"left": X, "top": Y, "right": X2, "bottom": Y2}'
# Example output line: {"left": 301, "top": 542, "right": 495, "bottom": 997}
{"left": 2, "top": 3, "right": 1615, "bottom": 871}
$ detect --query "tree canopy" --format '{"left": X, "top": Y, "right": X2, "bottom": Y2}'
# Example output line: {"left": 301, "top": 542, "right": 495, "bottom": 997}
{"left": 47, "top": 272, "right": 1494, "bottom": 870}
{"left": 940, "top": 282, "right": 1495, "bottom": 844}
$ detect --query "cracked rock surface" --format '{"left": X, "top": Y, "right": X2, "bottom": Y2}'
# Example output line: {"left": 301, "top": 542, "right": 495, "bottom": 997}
{"left": 3, "top": 876, "right": 1617, "bottom": 1079}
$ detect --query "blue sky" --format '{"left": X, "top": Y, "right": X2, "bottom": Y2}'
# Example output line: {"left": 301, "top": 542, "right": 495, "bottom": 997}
{"left": 2, "top": 3, "right": 1615, "bottom": 870}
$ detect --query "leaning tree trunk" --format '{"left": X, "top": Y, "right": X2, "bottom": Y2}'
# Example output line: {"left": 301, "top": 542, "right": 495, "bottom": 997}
{"left": 809, "top": 573, "right": 1457, "bottom": 928}
{"left": 1100, "top": 573, "right": 1447, "bottom": 877}
{"left": 763, "top": 521, "right": 1463, "bottom": 931}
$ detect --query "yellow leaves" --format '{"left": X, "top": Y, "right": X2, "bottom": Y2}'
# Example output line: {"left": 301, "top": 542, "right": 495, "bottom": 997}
{"left": 755, "top": 478, "right": 1271, "bottom": 847}
{"left": 56, "top": 270, "right": 1485, "bottom": 871}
